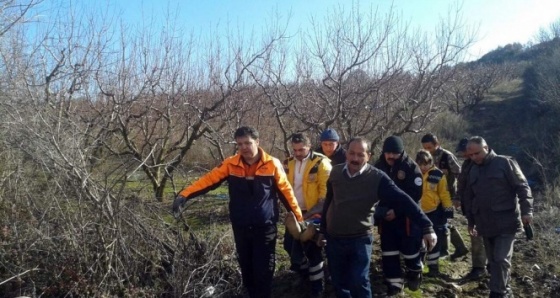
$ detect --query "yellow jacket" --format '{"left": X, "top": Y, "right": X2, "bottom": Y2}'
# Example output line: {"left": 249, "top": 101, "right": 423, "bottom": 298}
{"left": 420, "top": 166, "right": 452, "bottom": 213}
{"left": 284, "top": 151, "right": 332, "bottom": 211}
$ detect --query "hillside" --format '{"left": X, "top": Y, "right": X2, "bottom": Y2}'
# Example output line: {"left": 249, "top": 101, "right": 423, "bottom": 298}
{"left": 267, "top": 73, "right": 560, "bottom": 297}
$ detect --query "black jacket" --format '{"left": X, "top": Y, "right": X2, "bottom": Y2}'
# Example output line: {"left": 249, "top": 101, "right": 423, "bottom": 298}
{"left": 373, "top": 152, "right": 424, "bottom": 235}
{"left": 374, "top": 152, "right": 423, "bottom": 203}
{"left": 316, "top": 144, "right": 346, "bottom": 166}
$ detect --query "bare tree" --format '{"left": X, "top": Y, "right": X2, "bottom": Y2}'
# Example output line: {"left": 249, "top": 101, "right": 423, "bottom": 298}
{"left": 442, "top": 63, "right": 514, "bottom": 114}
{"left": 0, "top": 3, "right": 242, "bottom": 296}
{"left": 535, "top": 18, "right": 560, "bottom": 43}
{"left": 254, "top": 3, "right": 476, "bottom": 154}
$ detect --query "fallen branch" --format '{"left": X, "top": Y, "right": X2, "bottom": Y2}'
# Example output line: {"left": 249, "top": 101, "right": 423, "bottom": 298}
{"left": 0, "top": 267, "right": 39, "bottom": 287}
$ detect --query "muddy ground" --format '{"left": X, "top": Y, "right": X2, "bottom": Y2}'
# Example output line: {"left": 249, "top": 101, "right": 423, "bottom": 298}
{"left": 270, "top": 215, "right": 560, "bottom": 298}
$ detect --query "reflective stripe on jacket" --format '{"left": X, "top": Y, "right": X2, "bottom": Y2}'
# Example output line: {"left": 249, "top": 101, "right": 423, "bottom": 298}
{"left": 420, "top": 166, "right": 452, "bottom": 214}
{"left": 283, "top": 151, "right": 332, "bottom": 211}
{"left": 179, "top": 148, "right": 303, "bottom": 226}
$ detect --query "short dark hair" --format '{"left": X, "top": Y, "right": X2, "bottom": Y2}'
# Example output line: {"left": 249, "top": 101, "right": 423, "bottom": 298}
{"left": 347, "top": 137, "right": 370, "bottom": 152}
{"left": 421, "top": 133, "right": 438, "bottom": 144}
{"left": 468, "top": 136, "right": 487, "bottom": 147}
{"left": 290, "top": 133, "right": 311, "bottom": 146}
{"left": 415, "top": 149, "right": 433, "bottom": 165}
{"left": 234, "top": 126, "right": 259, "bottom": 140}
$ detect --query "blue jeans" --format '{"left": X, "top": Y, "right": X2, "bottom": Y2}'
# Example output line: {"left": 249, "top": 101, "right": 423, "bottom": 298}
{"left": 325, "top": 233, "right": 373, "bottom": 298}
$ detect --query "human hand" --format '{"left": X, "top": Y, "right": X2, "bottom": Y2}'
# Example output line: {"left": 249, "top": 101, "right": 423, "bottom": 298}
{"left": 423, "top": 232, "right": 437, "bottom": 251}
{"left": 316, "top": 233, "right": 327, "bottom": 247}
{"left": 285, "top": 212, "right": 303, "bottom": 240}
{"left": 468, "top": 225, "right": 478, "bottom": 237}
{"left": 384, "top": 209, "right": 396, "bottom": 221}
{"left": 305, "top": 201, "right": 324, "bottom": 220}
{"left": 172, "top": 195, "right": 188, "bottom": 218}
{"left": 452, "top": 199, "right": 462, "bottom": 209}
{"left": 521, "top": 214, "right": 533, "bottom": 225}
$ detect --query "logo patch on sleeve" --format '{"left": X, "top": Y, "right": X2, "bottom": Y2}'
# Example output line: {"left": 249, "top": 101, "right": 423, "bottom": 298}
{"left": 414, "top": 177, "right": 423, "bottom": 186}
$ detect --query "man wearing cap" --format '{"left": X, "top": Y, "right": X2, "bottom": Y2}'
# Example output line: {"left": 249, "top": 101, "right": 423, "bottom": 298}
{"left": 455, "top": 137, "right": 488, "bottom": 280}
{"left": 421, "top": 133, "right": 468, "bottom": 260}
{"left": 283, "top": 133, "right": 331, "bottom": 297}
{"left": 373, "top": 135, "right": 425, "bottom": 296}
{"left": 463, "top": 136, "right": 533, "bottom": 298}
{"left": 316, "top": 128, "right": 346, "bottom": 165}
{"left": 317, "top": 137, "right": 436, "bottom": 298}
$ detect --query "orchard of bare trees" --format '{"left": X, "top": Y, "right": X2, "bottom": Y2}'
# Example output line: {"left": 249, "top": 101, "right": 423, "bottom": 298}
{"left": 0, "top": 1, "right": 545, "bottom": 297}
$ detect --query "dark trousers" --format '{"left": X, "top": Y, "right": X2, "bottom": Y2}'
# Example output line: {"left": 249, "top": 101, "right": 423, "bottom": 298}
{"left": 232, "top": 224, "right": 277, "bottom": 298}
{"left": 483, "top": 234, "right": 515, "bottom": 295}
{"left": 283, "top": 232, "right": 324, "bottom": 292}
{"left": 471, "top": 234, "right": 487, "bottom": 269}
{"left": 422, "top": 211, "right": 445, "bottom": 268}
{"left": 380, "top": 223, "right": 423, "bottom": 289}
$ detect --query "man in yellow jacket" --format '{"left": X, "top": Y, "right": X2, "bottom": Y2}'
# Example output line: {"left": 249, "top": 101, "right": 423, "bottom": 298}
{"left": 283, "top": 132, "right": 332, "bottom": 298}
{"left": 173, "top": 126, "right": 303, "bottom": 298}
{"left": 415, "top": 149, "right": 454, "bottom": 277}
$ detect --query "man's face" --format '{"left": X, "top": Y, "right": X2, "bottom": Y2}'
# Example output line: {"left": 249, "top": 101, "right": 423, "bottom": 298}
{"left": 422, "top": 142, "right": 437, "bottom": 155}
{"left": 236, "top": 136, "right": 259, "bottom": 161}
{"left": 292, "top": 142, "right": 310, "bottom": 161}
{"left": 346, "top": 141, "right": 370, "bottom": 173}
{"left": 466, "top": 143, "right": 488, "bottom": 165}
{"left": 384, "top": 152, "right": 402, "bottom": 166}
{"left": 321, "top": 141, "right": 338, "bottom": 157}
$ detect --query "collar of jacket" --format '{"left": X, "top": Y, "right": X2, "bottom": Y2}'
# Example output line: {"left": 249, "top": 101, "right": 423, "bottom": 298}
{"left": 309, "top": 150, "right": 327, "bottom": 161}
{"left": 481, "top": 149, "right": 497, "bottom": 166}
{"left": 333, "top": 144, "right": 343, "bottom": 154}
{"left": 230, "top": 147, "right": 274, "bottom": 167}
{"left": 287, "top": 150, "right": 326, "bottom": 162}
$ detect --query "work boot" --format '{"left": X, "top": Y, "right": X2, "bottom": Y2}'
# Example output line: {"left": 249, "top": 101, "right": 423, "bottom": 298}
{"left": 406, "top": 271, "right": 422, "bottom": 291}
{"left": 450, "top": 248, "right": 469, "bottom": 261}
{"left": 310, "top": 279, "right": 324, "bottom": 298}
{"left": 450, "top": 226, "right": 469, "bottom": 260}
{"left": 386, "top": 285, "right": 403, "bottom": 297}
{"left": 440, "top": 228, "right": 450, "bottom": 257}
{"left": 426, "top": 265, "right": 440, "bottom": 277}
{"left": 463, "top": 267, "right": 488, "bottom": 280}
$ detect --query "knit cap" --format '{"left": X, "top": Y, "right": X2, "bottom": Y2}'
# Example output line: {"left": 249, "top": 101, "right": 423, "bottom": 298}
{"left": 320, "top": 128, "right": 340, "bottom": 142}
{"left": 382, "top": 136, "right": 404, "bottom": 153}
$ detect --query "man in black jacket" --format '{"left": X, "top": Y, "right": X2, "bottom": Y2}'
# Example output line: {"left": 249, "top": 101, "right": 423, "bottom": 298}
{"left": 316, "top": 128, "right": 346, "bottom": 165}
{"left": 374, "top": 136, "right": 425, "bottom": 296}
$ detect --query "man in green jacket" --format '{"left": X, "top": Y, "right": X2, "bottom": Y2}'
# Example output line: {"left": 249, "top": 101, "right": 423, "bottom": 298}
{"left": 456, "top": 138, "right": 488, "bottom": 280}
{"left": 463, "top": 136, "right": 533, "bottom": 298}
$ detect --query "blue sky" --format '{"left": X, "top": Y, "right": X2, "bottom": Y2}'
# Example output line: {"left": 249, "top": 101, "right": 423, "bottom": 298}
{"left": 36, "top": 0, "right": 560, "bottom": 61}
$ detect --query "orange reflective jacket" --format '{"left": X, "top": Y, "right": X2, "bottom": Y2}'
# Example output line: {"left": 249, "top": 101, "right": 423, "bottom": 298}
{"left": 179, "top": 148, "right": 303, "bottom": 226}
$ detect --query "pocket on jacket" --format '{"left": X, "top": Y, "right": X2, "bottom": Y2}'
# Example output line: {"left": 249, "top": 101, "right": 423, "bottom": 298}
{"left": 307, "top": 173, "right": 317, "bottom": 182}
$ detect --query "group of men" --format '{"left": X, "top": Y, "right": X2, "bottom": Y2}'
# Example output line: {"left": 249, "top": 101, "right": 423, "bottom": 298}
{"left": 172, "top": 126, "right": 533, "bottom": 298}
